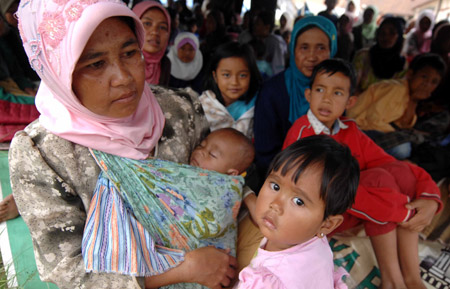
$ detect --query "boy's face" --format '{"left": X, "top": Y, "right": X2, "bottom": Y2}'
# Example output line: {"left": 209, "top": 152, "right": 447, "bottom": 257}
{"left": 255, "top": 165, "right": 327, "bottom": 251}
{"left": 408, "top": 66, "right": 442, "bottom": 101}
{"left": 325, "top": 0, "right": 337, "bottom": 10}
{"left": 189, "top": 131, "right": 241, "bottom": 175}
{"left": 306, "top": 71, "right": 355, "bottom": 130}
{"left": 253, "top": 17, "right": 270, "bottom": 38}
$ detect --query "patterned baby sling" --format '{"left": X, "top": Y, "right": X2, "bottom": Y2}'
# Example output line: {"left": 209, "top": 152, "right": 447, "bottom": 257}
{"left": 82, "top": 149, "right": 244, "bottom": 288}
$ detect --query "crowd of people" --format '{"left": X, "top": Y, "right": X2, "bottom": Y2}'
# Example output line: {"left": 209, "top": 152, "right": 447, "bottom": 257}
{"left": 0, "top": 0, "right": 449, "bottom": 288}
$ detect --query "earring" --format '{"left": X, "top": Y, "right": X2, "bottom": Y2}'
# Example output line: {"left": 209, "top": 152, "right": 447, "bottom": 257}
{"left": 318, "top": 232, "right": 324, "bottom": 238}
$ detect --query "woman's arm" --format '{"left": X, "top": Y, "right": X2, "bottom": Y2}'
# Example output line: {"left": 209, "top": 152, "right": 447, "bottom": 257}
{"left": 9, "top": 122, "right": 143, "bottom": 288}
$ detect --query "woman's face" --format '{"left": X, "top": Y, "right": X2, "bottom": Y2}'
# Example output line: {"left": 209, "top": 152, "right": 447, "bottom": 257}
{"left": 294, "top": 27, "right": 330, "bottom": 77}
{"left": 205, "top": 14, "right": 217, "bottom": 34}
{"left": 363, "top": 9, "right": 374, "bottom": 25}
{"left": 178, "top": 43, "right": 196, "bottom": 63}
{"left": 419, "top": 17, "right": 431, "bottom": 32}
{"left": 72, "top": 17, "right": 145, "bottom": 118}
{"left": 141, "top": 8, "right": 169, "bottom": 54}
{"left": 377, "top": 22, "right": 398, "bottom": 49}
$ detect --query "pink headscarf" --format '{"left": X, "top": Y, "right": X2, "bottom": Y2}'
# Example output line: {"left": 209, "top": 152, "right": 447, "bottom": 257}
{"left": 133, "top": 1, "right": 171, "bottom": 84}
{"left": 17, "top": 0, "right": 165, "bottom": 160}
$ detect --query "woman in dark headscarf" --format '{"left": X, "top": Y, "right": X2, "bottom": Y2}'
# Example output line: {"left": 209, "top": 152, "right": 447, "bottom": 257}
{"left": 353, "top": 16, "right": 407, "bottom": 94}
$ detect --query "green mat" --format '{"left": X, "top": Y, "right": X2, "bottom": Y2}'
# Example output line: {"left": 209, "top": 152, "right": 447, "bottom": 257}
{"left": 0, "top": 150, "right": 58, "bottom": 289}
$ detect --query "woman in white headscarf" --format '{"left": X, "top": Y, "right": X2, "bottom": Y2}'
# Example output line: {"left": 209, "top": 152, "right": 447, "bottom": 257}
{"left": 404, "top": 9, "right": 435, "bottom": 62}
{"left": 167, "top": 32, "right": 204, "bottom": 93}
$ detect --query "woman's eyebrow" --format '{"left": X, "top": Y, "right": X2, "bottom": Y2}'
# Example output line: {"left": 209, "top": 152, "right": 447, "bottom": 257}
{"left": 122, "top": 38, "right": 138, "bottom": 49}
{"left": 78, "top": 51, "right": 106, "bottom": 62}
{"left": 78, "top": 38, "right": 138, "bottom": 63}
{"left": 141, "top": 16, "right": 168, "bottom": 26}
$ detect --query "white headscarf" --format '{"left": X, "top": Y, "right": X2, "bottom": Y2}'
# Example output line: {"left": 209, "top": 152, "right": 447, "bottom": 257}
{"left": 167, "top": 32, "right": 203, "bottom": 81}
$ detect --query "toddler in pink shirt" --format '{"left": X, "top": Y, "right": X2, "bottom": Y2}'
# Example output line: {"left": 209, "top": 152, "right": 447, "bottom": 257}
{"left": 236, "top": 135, "right": 359, "bottom": 289}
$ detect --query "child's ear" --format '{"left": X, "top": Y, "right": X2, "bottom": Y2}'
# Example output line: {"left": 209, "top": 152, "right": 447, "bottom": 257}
{"left": 317, "top": 215, "right": 344, "bottom": 237}
{"left": 345, "top": 95, "right": 357, "bottom": 109}
{"left": 227, "top": 168, "right": 240, "bottom": 176}
{"left": 305, "top": 88, "right": 312, "bottom": 103}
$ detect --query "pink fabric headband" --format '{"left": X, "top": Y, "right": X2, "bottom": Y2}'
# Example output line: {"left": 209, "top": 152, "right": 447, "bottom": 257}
{"left": 177, "top": 38, "right": 197, "bottom": 51}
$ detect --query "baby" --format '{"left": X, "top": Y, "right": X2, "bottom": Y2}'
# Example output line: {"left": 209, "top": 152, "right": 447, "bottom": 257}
{"left": 190, "top": 127, "right": 255, "bottom": 176}
{"left": 236, "top": 135, "right": 359, "bottom": 288}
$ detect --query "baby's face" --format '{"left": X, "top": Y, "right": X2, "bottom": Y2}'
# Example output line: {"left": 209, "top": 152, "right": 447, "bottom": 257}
{"left": 189, "top": 132, "right": 240, "bottom": 175}
{"left": 255, "top": 166, "right": 326, "bottom": 252}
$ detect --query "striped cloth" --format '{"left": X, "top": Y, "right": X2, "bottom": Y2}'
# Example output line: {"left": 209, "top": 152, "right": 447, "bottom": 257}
{"left": 82, "top": 175, "right": 184, "bottom": 276}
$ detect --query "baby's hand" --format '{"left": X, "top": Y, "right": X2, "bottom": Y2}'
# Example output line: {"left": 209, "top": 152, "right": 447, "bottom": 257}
{"left": 399, "top": 199, "right": 438, "bottom": 232}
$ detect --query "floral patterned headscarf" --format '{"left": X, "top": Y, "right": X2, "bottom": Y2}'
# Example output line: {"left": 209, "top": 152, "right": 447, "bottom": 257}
{"left": 17, "top": 0, "right": 165, "bottom": 160}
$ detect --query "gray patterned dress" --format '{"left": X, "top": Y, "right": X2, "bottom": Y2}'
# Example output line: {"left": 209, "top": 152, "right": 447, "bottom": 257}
{"left": 8, "top": 86, "right": 209, "bottom": 289}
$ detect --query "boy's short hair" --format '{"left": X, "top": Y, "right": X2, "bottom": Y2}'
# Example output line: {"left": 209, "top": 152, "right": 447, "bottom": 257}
{"left": 268, "top": 135, "right": 359, "bottom": 220}
{"left": 310, "top": 59, "right": 357, "bottom": 96}
{"left": 409, "top": 53, "right": 447, "bottom": 78}
{"left": 256, "top": 10, "right": 275, "bottom": 32}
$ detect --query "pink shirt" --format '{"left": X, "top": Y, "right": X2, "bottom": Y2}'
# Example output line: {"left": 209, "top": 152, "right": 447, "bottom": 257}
{"left": 235, "top": 237, "right": 348, "bottom": 289}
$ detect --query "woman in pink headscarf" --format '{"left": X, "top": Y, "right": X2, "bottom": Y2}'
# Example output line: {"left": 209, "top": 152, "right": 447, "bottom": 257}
{"left": 9, "top": 0, "right": 236, "bottom": 288}
{"left": 133, "top": 1, "right": 171, "bottom": 85}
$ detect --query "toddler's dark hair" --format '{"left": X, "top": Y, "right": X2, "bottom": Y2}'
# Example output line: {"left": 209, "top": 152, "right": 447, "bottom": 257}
{"left": 205, "top": 41, "right": 262, "bottom": 105}
{"left": 409, "top": 53, "right": 447, "bottom": 78}
{"left": 267, "top": 135, "right": 359, "bottom": 220}
{"left": 310, "top": 58, "right": 357, "bottom": 96}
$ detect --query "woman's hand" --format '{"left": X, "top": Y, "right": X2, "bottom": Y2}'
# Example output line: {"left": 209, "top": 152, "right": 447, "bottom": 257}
{"left": 399, "top": 199, "right": 438, "bottom": 232}
{"left": 145, "top": 246, "right": 237, "bottom": 289}
{"left": 183, "top": 246, "right": 237, "bottom": 289}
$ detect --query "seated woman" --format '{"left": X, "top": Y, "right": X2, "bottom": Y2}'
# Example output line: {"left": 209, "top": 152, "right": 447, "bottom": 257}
{"left": 253, "top": 16, "right": 337, "bottom": 180}
{"left": 10, "top": 0, "right": 237, "bottom": 288}
{"left": 133, "top": 1, "right": 171, "bottom": 86}
{"left": 167, "top": 32, "right": 204, "bottom": 94}
{"left": 353, "top": 16, "right": 407, "bottom": 94}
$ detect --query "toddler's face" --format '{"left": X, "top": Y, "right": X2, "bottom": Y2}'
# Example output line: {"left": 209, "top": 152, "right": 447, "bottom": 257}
{"left": 306, "top": 71, "right": 354, "bottom": 130}
{"left": 213, "top": 57, "right": 250, "bottom": 106}
{"left": 189, "top": 132, "right": 240, "bottom": 175}
{"left": 294, "top": 27, "right": 330, "bottom": 77}
{"left": 408, "top": 66, "right": 442, "bottom": 101}
{"left": 178, "top": 43, "right": 196, "bottom": 63}
{"left": 255, "top": 165, "right": 326, "bottom": 251}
